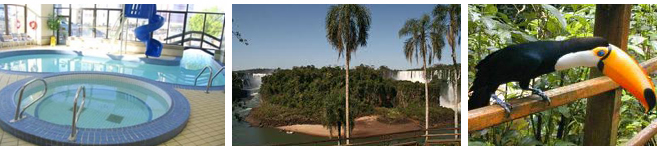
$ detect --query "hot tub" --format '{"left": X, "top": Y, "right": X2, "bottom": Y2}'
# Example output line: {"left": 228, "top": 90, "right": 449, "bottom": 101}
{"left": 0, "top": 72, "right": 190, "bottom": 145}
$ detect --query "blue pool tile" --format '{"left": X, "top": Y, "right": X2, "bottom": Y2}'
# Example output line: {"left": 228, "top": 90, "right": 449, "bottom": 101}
{"left": 0, "top": 72, "right": 191, "bottom": 145}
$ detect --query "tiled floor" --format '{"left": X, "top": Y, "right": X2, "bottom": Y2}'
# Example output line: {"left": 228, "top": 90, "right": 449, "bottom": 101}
{"left": 158, "top": 89, "right": 225, "bottom": 146}
{"left": 0, "top": 46, "right": 225, "bottom": 146}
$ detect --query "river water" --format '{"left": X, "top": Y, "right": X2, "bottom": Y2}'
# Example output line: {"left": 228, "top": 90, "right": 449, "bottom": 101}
{"left": 232, "top": 87, "right": 329, "bottom": 146}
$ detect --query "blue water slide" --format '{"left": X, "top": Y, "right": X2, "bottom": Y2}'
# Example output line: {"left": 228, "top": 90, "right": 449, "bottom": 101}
{"left": 124, "top": 4, "right": 164, "bottom": 57}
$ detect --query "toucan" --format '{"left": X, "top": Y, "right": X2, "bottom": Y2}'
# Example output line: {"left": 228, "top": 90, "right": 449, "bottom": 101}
{"left": 469, "top": 37, "right": 657, "bottom": 114}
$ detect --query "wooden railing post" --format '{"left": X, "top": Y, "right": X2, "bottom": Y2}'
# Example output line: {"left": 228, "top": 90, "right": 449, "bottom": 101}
{"left": 583, "top": 4, "right": 631, "bottom": 146}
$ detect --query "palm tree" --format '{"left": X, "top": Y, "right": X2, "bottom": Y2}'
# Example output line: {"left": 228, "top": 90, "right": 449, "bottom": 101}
{"left": 433, "top": 4, "right": 461, "bottom": 138}
{"left": 399, "top": 14, "right": 443, "bottom": 141}
{"left": 322, "top": 92, "right": 344, "bottom": 145}
{"left": 433, "top": 5, "right": 460, "bottom": 72}
{"left": 325, "top": 4, "right": 371, "bottom": 144}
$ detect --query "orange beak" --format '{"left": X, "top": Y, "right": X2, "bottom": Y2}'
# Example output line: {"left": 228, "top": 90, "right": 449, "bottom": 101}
{"left": 599, "top": 45, "right": 656, "bottom": 113}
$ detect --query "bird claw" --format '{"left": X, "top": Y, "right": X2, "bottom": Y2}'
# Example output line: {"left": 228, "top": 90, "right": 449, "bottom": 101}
{"left": 491, "top": 94, "right": 513, "bottom": 117}
{"left": 498, "top": 102, "right": 513, "bottom": 117}
{"left": 531, "top": 89, "right": 551, "bottom": 106}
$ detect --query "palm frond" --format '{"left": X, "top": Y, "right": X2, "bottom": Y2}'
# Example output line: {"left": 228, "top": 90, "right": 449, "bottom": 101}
{"left": 325, "top": 4, "right": 371, "bottom": 62}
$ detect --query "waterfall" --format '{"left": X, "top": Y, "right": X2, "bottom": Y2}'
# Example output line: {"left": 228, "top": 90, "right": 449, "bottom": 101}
{"left": 393, "top": 71, "right": 426, "bottom": 83}
{"left": 242, "top": 73, "right": 269, "bottom": 90}
{"left": 391, "top": 69, "right": 460, "bottom": 111}
{"left": 439, "top": 81, "right": 460, "bottom": 111}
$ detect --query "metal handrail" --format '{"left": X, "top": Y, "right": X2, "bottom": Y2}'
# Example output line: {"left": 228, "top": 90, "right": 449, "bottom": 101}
{"left": 10, "top": 78, "right": 48, "bottom": 122}
{"left": 211, "top": 67, "right": 225, "bottom": 86}
{"left": 68, "top": 86, "right": 86, "bottom": 141}
{"left": 194, "top": 66, "right": 213, "bottom": 93}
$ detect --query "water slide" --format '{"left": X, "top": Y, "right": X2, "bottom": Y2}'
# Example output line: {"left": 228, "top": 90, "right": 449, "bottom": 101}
{"left": 124, "top": 4, "right": 164, "bottom": 57}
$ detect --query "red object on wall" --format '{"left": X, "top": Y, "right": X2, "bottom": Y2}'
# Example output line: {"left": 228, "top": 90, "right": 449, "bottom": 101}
{"left": 29, "top": 21, "right": 37, "bottom": 30}
{"left": 15, "top": 19, "right": 21, "bottom": 29}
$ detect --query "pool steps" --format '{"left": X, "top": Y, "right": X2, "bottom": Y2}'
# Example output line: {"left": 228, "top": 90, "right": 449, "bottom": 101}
{"left": 10, "top": 78, "right": 48, "bottom": 122}
{"left": 194, "top": 66, "right": 225, "bottom": 93}
{"left": 193, "top": 66, "right": 216, "bottom": 93}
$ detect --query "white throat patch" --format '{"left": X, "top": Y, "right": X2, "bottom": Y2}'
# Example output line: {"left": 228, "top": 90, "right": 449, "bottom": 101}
{"left": 554, "top": 50, "right": 600, "bottom": 71}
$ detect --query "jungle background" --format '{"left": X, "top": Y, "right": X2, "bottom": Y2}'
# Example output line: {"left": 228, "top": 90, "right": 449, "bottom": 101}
{"left": 468, "top": 4, "right": 657, "bottom": 146}
{"left": 234, "top": 64, "right": 460, "bottom": 128}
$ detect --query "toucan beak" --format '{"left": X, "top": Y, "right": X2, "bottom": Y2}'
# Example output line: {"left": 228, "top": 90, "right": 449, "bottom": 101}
{"left": 600, "top": 45, "right": 656, "bottom": 113}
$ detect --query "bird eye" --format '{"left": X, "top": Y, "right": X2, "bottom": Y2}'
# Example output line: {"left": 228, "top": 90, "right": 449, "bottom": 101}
{"left": 597, "top": 50, "right": 605, "bottom": 57}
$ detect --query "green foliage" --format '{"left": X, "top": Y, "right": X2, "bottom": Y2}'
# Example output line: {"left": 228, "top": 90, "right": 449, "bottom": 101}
{"left": 255, "top": 65, "right": 456, "bottom": 127}
{"left": 232, "top": 72, "right": 247, "bottom": 102}
{"left": 189, "top": 7, "right": 224, "bottom": 36}
{"left": 321, "top": 90, "right": 357, "bottom": 132}
{"left": 325, "top": 4, "right": 371, "bottom": 61}
{"left": 47, "top": 13, "right": 63, "bottom": 31}
{"left": 433, "top": 4, "right": 462, "bottom": 77}
{"left": 628, "top": 5, "right": 657, "bottom": 62}
{"left": 468, "top": 4, "right": 657, "bottom": 146}
{"left": 248, "top": 101, "right": 321, "bottom": 126}
{"left": 400, "top": 14, "right": 441, "bottom": 64}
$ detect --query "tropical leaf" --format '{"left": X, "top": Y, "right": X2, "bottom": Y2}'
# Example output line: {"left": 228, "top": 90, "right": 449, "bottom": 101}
{"left": 542, "top": 4, "right": 567, "bottom": 32}
{"left": 468, "top": 141, "right": 489, "bottom": 146}
{"left": 628, "top": 45, "right": 645, "bottom": 56}
{"left": 554, "top": 140, "right": 577, "bottom": 146}
{"left": 557, "top": 106, "right": 571, "bottom": 118}
{"left": 484, "top": 4, "right": 498, "bottom": 15}
{"left": 630, "top": 35, "right": 646, "bottom": 44}
{"left": 519, "top": 136, "right": 542, "bottom": 146}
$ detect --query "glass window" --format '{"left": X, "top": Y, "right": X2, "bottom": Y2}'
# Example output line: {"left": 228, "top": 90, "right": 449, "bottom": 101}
{"left": 167, "top": 13, "right": 185, "bottom": 45}
{"left": 126, "top": 18, "right": 138, "bottom": 41}
{"left": 7, "top": 5, "right": 25, "bottom": 34}
{"left": 54, "top": 4, "right": 71, "bottom": 8}
{"left": 57, "top": 17, "right": 70, "bottom": 44}
{"left": 185, "top": 13, "right": 203, "bottom": 47}
{"left": 45, "top": 4, "right": 224, "bottom": 48}
{"left": 157, "top": 4, "right": 187, "bottom": 11}
{"left": 70, "top": 8, "right": 82, "bottom": 37}
{"left": 72, "top": 4, "right": 94, "bottom": 9}
{"left": 81, "top": 10, "right": 94, "bottom": 37}
{"left": 0, "top": 5, "right": 5, "bottom": 35}
{"left": 95, "top": 10, "right": 108, "bottom": 38}
{"left": 188, "top": 5, "right": 224, "bottom": 13}
{"left": 154, "top": 12, "right": 169, "bottom": 43}
{"left": 202, "top": 14, "right": 224, "bottom": 50}
{"left": 96, "top": 4, "right": 121, "bottom": 9}
{"left": 55, "top": 8, "right": 70, "bottom": 16}
{"left": 107, "top": 10, "right": 121, "bottom": 39}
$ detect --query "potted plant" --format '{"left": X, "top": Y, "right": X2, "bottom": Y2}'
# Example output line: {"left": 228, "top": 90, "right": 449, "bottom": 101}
{"left": 46, "top": 13, "right": 62, "bottom": 46}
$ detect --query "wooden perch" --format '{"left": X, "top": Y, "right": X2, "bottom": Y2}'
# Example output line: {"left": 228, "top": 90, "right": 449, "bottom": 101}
{"left": 625, "top": 119, "right": 657, "bottom": 146}
{"left": 468, "top": 57, "right": 657, "bottom": 131}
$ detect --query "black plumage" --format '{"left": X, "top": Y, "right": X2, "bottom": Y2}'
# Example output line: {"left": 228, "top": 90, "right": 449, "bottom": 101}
{"left": 469, "top": 37, "right": 609, "bottom": 110}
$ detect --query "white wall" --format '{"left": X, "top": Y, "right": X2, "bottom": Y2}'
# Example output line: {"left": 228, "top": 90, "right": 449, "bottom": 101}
{"left": 24, "top": 4, "right": 53, "bottom": 45}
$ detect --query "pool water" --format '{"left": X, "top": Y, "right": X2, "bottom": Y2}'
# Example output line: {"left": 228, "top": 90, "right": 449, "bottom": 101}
{"left": 17, "top": 76, "right": 170, "bottom": 129}
{"left": 0, "top": 51, "right": 225, "bottom": 86}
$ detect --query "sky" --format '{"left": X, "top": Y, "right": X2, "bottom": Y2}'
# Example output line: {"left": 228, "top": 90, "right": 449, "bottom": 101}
{"left": 233, "top": 4, "right": 461, "bottom": 71}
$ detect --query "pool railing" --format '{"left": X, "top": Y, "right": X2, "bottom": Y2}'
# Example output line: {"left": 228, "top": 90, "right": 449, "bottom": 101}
{"left": 68, "top": 86, "right": 87, "bottom": 141}
{"left": 195, "top": 66, "right": 219, "bottom": 93}
{"left": 10, "top": 78, "right": 48, "bottom": 123}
